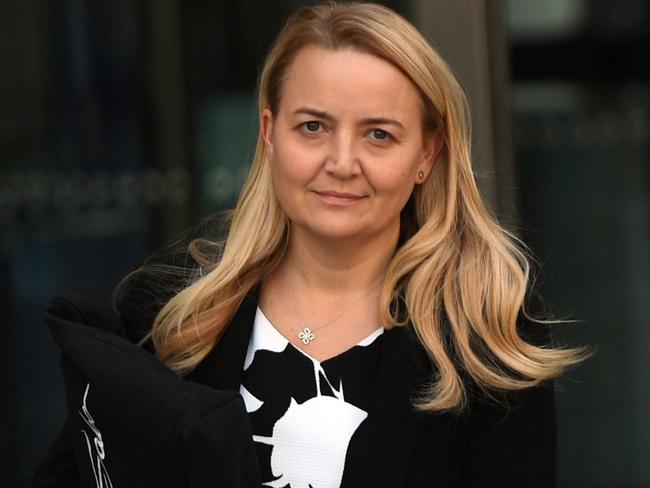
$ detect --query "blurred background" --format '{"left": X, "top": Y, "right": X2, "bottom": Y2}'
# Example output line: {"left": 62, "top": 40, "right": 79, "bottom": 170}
{"left": 1, "top": 0, "right": 647, "bottom": 486}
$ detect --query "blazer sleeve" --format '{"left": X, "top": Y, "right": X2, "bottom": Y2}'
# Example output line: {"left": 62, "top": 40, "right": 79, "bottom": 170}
{"left": 459, "top": 378, "right": 556, "bottom": 487}
{"left": 459, "top": 296, "right": 558, "bottom": 488}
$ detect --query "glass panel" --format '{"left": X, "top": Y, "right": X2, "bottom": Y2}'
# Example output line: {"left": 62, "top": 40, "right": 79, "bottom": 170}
{"left": 1, "top": 2, "right": 153, "bottom": 485}
{"left": 508, "top": 0, "right": 649, "bottom": 485}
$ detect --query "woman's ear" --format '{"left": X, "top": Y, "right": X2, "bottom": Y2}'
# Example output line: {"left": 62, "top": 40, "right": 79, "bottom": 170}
{"left": 261, "top": 108, "right": 274, "bottom": 159}
{"left": 418, "top": 129, "right": 444, "bottom": 181}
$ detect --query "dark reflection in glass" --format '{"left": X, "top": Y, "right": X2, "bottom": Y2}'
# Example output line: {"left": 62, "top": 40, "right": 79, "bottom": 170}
{"left": 508, "top": 1, "right": 649, "bottom": 486}
{"left": 1, "top": 2, "right": 149, "bottom": 486}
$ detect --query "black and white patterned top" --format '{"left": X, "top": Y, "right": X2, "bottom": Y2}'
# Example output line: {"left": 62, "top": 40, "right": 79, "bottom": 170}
{"left": 239, "top": 307, "right": 385, "bottom": 488}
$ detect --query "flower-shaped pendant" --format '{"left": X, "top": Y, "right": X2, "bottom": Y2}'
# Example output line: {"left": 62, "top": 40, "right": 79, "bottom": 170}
{"left": 298, "top": 327, "right": 316, "bottom": 344}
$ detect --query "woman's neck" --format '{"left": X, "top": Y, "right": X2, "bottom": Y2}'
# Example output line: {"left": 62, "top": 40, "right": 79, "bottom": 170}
{"left": 280, "top": 224, "right": 400, "bottom": 296}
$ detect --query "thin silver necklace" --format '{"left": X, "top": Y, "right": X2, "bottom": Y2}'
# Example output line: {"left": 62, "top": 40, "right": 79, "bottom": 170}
{"left": 284, "top": 268, "right": 383, "bottom": 345}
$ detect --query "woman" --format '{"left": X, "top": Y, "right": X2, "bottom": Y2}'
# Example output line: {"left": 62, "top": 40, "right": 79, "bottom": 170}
{"left": 34, "top": 2, "right": 588, "bottom": 487}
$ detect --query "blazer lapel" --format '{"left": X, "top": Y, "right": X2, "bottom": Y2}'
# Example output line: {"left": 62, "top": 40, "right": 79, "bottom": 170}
{"left": 340, "top": 324, "right": 432, "bottom": 488}
{"left": 187, "top": 285, "right": 260, "bottom": 390}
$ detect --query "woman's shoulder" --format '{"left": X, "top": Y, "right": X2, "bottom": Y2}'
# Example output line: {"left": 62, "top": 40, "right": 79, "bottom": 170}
{"left": 111, "top": 212, "right": 232, "bottom": 347}
{"left": 402, "top": 287, "right": 556, "bottom": 407}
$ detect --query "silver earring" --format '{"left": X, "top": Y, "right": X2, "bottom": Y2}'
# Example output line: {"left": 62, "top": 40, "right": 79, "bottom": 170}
{"left": 418, "top": 170, "right": 425, "bottom": 180}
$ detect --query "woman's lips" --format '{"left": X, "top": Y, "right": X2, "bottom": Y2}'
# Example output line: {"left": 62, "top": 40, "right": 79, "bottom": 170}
{"left": 314, "top": 190, "right": 366, "bottom": 205}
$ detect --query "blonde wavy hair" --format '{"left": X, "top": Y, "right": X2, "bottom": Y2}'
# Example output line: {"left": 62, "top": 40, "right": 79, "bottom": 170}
{"left": 127, "top": 1, "right": 589, "bottom": 412}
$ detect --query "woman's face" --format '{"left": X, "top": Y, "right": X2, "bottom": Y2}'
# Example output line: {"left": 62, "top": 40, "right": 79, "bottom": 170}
{"left": 262, "top": 45, "right": 439, "bottom": 244}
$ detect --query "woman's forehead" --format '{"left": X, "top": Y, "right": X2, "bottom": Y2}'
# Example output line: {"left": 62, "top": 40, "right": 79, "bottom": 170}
{"left": 276, "top": 46, "right": 423, "bottom": 121}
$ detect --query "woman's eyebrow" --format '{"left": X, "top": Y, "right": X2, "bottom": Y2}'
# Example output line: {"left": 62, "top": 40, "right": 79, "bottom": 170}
{"left": 292, "top": 107, "right": 404, "bottom": 129}
{"left": 292, "top": 107, "right": 334, "bottom": 121}
{"left": 361, "top": 117, "right": 404, "bottom": 129}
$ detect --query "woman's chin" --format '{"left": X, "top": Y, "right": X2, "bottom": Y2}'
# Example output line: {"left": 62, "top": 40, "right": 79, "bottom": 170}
{"left": 290, "top": 219, "right": 398, "bottom": 247}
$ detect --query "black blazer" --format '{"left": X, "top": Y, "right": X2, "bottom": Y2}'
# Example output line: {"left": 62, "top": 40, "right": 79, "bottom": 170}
{"left": 33, "top": 280, "right": 556, "bottom": 488}
{"left": 185, "top": 285, "right": 557, "bottom": 488}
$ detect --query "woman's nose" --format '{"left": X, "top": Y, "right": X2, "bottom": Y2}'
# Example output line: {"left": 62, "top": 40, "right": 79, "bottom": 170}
{"left": 324, "top": 132, "right": 361, "bottom": 178}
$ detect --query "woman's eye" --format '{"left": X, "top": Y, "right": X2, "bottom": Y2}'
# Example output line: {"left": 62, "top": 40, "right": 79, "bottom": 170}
{"left": 303, "top": 121, "right": 322, "bottom": 133}
{"left": 370, "top": 129, "right": 391, "bottom": 141}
